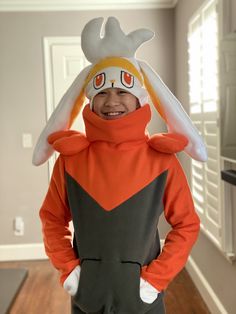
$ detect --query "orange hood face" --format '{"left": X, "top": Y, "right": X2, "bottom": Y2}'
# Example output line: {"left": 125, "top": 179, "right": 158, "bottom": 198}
{"left": 48, "top": 104, "right": 188, "bottom": 211}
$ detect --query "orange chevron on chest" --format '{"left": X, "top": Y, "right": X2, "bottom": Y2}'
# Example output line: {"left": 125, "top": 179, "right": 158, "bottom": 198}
{"left": 64, "top": 143, "right": 173, "bottom": 211}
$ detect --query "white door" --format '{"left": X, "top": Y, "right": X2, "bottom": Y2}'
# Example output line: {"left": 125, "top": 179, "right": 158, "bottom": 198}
{"left": 43, "top": 37, "right": 90, "bottom": 177}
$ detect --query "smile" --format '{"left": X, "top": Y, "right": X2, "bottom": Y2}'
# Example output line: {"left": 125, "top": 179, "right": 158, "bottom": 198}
{"left": 103, "top": 111, "right": 125, "bottom": 116}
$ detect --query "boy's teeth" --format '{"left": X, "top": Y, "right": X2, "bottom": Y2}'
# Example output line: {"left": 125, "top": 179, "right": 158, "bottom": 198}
{"left": 106, "top": 112, "right": 122, "bottom": 116}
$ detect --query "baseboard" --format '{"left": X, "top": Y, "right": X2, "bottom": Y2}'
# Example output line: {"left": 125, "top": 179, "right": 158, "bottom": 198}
{"left": 0, "top": 243, "right": 48, "bottom": 261}
{"left": 186, "top": 255, "right": 228, "bottom": 314}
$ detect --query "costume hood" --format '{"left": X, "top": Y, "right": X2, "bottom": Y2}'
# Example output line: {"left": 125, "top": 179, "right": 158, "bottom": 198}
{"left": 32, "top": 17, "right": 207, "bottom": 166}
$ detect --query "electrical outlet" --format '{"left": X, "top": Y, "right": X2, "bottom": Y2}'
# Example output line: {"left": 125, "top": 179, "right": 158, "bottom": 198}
{"left": 22, "top": 133, "right": 32, "bottom": 148}
{"left": 14, "top": 216, "right": 24, "bottom": 236}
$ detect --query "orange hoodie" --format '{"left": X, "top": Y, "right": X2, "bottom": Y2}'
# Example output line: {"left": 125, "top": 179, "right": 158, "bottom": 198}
{"left": 39, "top": 104, "right": 200, "bottom": 291}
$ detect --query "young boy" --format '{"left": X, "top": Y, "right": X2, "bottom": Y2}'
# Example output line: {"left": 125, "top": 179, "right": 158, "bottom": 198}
{"left": 35, "top": 17, "right": 204, "bottom": 314}
{"left": 92, "top": 88, "right": 140, "bottom": 119}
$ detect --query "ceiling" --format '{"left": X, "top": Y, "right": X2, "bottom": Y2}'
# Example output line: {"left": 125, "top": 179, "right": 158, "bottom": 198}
{"left": 0, "top": 0, "right": 178, "bottom": 12}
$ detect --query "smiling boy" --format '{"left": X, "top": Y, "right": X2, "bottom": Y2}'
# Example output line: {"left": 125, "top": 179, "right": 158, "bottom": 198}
{"left": 92, "top": 88, "right": 140, "bottom": 120}
{"left": 39, "top": 79, "right": 200, "bottom": 313}
{"left": 35, "top": 17, "right": 203, "bottom": 314}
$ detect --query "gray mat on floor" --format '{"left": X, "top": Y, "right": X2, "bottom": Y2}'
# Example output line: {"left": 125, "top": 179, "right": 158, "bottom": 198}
{"left": 0, "top": 268, "right": 28, "bottom": 314}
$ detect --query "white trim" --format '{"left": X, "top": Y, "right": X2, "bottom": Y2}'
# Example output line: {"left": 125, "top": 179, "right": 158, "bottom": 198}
{"left": 43, "top": 37, "right": 55, "bottom": 123}
{"left": 186, "top": 255, "right": 228, "bottom": 314}
{"left": 0, "top": 0, "right": 178, "bottom": 12}
{"left": 0, "top": 243, "right": 48, "bottom": 261}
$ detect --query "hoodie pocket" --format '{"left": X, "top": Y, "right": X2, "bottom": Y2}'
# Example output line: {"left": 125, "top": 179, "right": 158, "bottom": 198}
{"left": 72, "top": 259, "right": 160, "bottom": 314}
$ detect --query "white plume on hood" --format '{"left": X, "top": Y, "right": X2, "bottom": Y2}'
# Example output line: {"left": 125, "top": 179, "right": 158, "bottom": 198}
{"left": 81, "top": 17, "right": 154, "bottom": 63}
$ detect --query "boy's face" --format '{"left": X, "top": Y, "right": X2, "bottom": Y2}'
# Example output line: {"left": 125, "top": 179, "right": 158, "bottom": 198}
{"left": 92, "top": 88, "right": 140, "bottom": 120}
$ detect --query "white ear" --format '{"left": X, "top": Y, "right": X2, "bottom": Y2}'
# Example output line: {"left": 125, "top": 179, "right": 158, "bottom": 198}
{"left": 32, "top": 65, "right": 92, "bottom": 166}
{"left": 139, "top": 60, "right": 207, "bottom": 162}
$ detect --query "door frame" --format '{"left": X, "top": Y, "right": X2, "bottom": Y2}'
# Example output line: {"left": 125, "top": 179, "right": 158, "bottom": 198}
{"left": 43, "top": 36, "right": 82, "bottom": 180}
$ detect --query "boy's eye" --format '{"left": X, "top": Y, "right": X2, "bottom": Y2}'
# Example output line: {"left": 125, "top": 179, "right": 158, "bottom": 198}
{"left": 97, "top": 91, "right": 107, "bottom": 95}
{"left": 119, "top": 90, "right": 128, "bottom": 95}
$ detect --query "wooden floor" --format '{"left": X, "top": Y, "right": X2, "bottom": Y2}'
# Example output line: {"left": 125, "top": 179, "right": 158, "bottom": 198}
{"left": 0, "top": 260, "right": 211, "bottom": 314}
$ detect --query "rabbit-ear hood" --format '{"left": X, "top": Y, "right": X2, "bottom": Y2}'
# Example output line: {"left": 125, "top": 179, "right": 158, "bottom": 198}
{"left": 32, "top": 16, "right": 207, "bottom": 166}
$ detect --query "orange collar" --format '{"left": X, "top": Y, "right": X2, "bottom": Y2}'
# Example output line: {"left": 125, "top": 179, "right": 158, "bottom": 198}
{"left": 82, "top": 104, "right": 151, "bottom": 144}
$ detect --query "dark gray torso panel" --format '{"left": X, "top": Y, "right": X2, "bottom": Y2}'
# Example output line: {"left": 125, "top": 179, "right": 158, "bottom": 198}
{"left": 66, "top": 170, "right": 167, "bottom": 314}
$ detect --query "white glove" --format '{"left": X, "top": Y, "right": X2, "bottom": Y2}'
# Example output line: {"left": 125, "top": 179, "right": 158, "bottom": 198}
{"left": 63, "top": 265, "right": 81, "bottom": 296}
{"left": 139, "top": 277, "right": 160, "bottom": 304}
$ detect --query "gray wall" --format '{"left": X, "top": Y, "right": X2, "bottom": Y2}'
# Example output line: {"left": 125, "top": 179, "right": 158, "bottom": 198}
{"left": 175, "top": 1, "right": 236, "bottom": 313}
{"left": 0, "top": 9, "right": 174, "bottom": 245}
